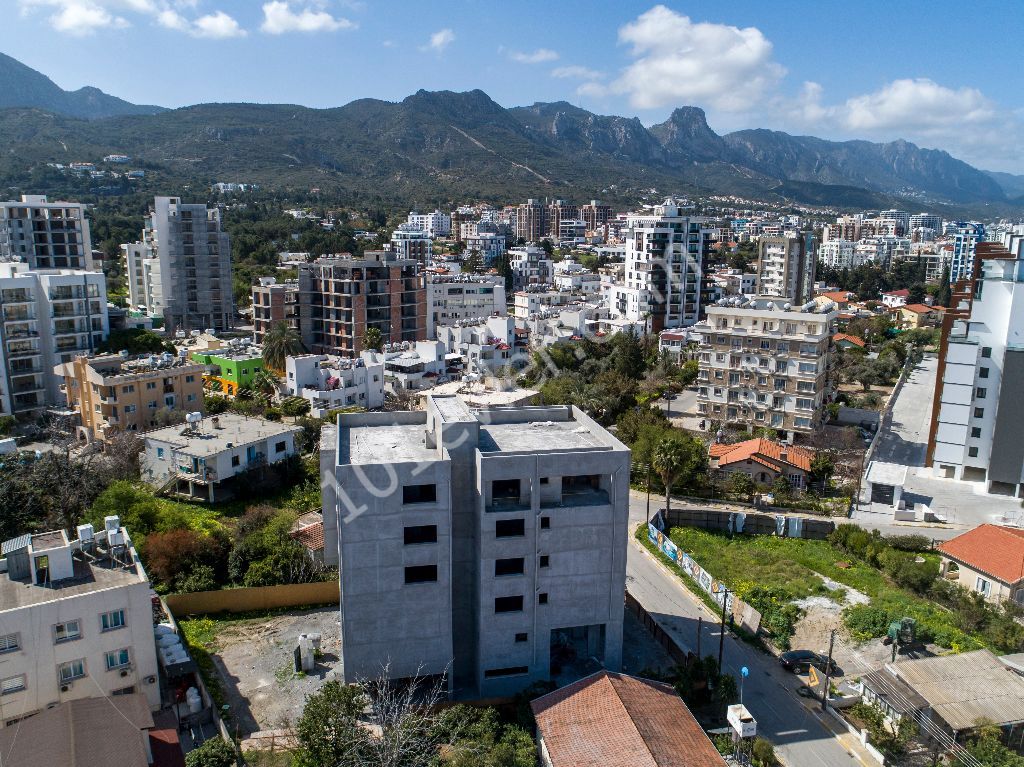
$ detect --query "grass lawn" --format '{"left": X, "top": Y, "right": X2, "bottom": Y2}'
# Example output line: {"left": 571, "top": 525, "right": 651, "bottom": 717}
{"left": 156, "top": 478, "right": 319, "bottom": 535}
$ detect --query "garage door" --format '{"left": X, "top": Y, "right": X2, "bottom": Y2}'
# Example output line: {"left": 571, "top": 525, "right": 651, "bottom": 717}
{"left": 871, "top": 483, "right": 895, "bottom": 505}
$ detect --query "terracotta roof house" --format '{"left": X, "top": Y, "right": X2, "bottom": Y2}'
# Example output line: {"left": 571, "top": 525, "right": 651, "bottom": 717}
{"left": 895, "top": 303, "right": 942, "bottom": 329}
{"left": 530, "top": 671, "right": 726, "bottom": 767}
{"left": 816, "top": 290, "right": 854, "bottom": 309}
{"left": 938, "top": 524, "right": 1024, "bottom": 605}
{"left": 833, "top": 333, "right": 867, "bottom": 350}
{"left": 881, "top": 288, "right": 910, "bottom": 308}
{"left": 709, "top": 437, "right": 814, "bottom": 489}
{"left": 290, "top": 510, "right": 325, "bottom": 562}
{"left": 0, "top": 693, "right": 156, "bottom": 767}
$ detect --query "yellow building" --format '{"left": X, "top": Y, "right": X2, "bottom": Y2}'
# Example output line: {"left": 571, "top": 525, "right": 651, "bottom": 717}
{"left": 55, "top": 352, "right": 206, "bottom": 442}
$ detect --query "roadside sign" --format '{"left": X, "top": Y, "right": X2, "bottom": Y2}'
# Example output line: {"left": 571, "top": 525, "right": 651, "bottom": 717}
{"left": 806, "top": 664, "right": 828, "bottom": 699}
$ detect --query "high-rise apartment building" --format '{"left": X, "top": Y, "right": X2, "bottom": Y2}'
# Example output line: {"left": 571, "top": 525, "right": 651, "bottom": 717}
{"left": 251, "top": 277, "right": 299, "bottom": 345}
{"left": 818, "top": 239, "right": 857, "bottom": 269}
{"left": 0, "top": 262, "right": 109, "bottom": 416}
{"left": 390, "top": 225, "right": 433, "bottom": 263}
{"left": 321, "top": 395, "right": 630, "bottom": 698}
{"left": 121, "top": 197, "right": 234, "bottom": 333}
{"left": 426, "top": 273, "right": 506, "bottom": 338}
{"left": 909, "top": 213, "right": 942, "bottom": 234}
{"left": 927, "top": 235, "right": 1024, "bottom": 494}
{"left": 880, "top": 210, "right": 910, "bottom": 236}
{"left": 407, "top": 210, "right": 452, "bottom": 238}
{"left": 297, "top": 251, "right": 426, "bottom": 355}
{"left": 949, "top": 223, "right": 985, "bottom": 283}
{"left": 515, "top": 199, "right": 548, "bottom": 243}
{"left": 546, "top": 200, "right": 579, "bottom": 240}
{"left": 580, "top": 200, "right": 612, "bottom": 232}
{"left": 0, "top": 195, "right": 94, "bottom": 270}
{"left": 610, "top": 199, "right": 714, "bottom": 333}
{"left": 697, "top": 296, "right": 837, "bottom": 438}
{"left": 755, "top": 234, "right": 815, "bottom": 303}
{"left": 508, "top": 246, "right": 554, "bottom": 291}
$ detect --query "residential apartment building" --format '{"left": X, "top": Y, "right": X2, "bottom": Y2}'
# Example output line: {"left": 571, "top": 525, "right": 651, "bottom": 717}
{"left": 818, "top": 239, "right": 857, "bottom": 269}
{"left": 190, "top": 346, "right": 265, "bottom": 396}
{"left": 949, "top": 223, "right": 985, "bottom": 283}
{"left": 927, "top": 235, "right": 1024, "bottom": 493}
{"left": 697, "top": 296, "right": 838, "bottom": 438}
{"left": 54, "top": 352, "right": 205, "bottom": 442}
{"left": 546, "top": 200, "right": 579, "bottom": 241}
{"left": 427, "top": 273, "right": 506, "bottom": 338}
{"left": 285, "top": 353, "right": 385, "bottom": 417}
{"left": 251, "top": 277, "right": 299, "bottom": 345}
{"left": 390, "top": 225, "right": 432, "bottom": 263}
{"left": 463, "top": 232, "right": 507, "bottom": 262}
{"left": 407, "top": 210, "right": 451, "bottom": 238}
{"left": 515, "top": 199, "right": 548, "bottom": 243}
{"left": 909, "top": 214, "right": 943, "bottom": 234}
{"left": 141, "top": 413, "right": 301, "bottom": 501}
{"left": 0, "top": 518, "right": 161, "bottom": 723}
{"left": 122, "top": 197, "right": 234, "bottom": 333}
{"left": 320, "top": 395, "right": 630, "bottom": 698}
{"left": 579, "top": 200, "right": 612, "bottom": 232}
{"left": 0, "top": 262, "right": 109, "bottom": 416}
{"left": 436, "top": 315, "right": 527, "bottom": 376}
{"left": 512, "top": 289, "right": 574, "bottom": 319}
{"left": 508, "top": 246, "right": 554, "bottom": 291}
{"left": 0, "top": 195, "right": 94, "bottom": 270}
{"left": 297, "top": 252, "right": 427, "bottom": 356}
{"left": 610, "top": 199, "right": 714, "bottom": 333}
{"left": 755, "top": 234, "right": 815, "bottom": 303}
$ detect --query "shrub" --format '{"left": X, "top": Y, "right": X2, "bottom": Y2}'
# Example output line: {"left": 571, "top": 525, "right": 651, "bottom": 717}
{"left": 843, "top": 604, "right": 894, "bottom": 640}
{"left": 263, "top": 407, "right": 283, "bottom": 421}
{"left": 280, "top": 397, "right": 311, "bottom": 417}
{"left": 184, "top": 738, "right": 235, "bottom": 767}
{"left": 752, "top": 737, "right": 778, "bottom": 767}
{"left": 885, "top": 534, "right": 932, "bottom": 553}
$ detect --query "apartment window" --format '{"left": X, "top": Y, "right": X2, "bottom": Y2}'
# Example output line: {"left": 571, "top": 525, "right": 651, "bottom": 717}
{"left": 971, "top": 427, "right": 982, "bottom": 438}
{"left": 185, "top": 375, "right": 195, "bottom": 383}
{"left": 0, "top": 634, "right": 19, "bottom": 654}
{"left": 974, "top": 407, "right": 985, "bottom": 419}
{"left": 54, "top": 620, "right": 80, "bottom": 643}
{"left": 495, "top": 519, "right": 524, "bottom": 538}
{"left": 274, "top": 440, "right": 287, "bottom": 453}
{"left": 968, "top": 447, "right": 979, "bottom": 458}
{"left": 976, "top": 388, "right": 987, "bottom": 399}
{"left": 403, "top": 484, "right": 437, "bottom": 504}
{"left": 59, "top": 659, "right": 86, "bottom": 682}
{"left": 187, "top": 394, "right": 196, "bottom": 402}
{"left": 404, "top": 565, "right": 438, "bottom": 584}
{"left": 495, "top": 558, "right": 525, "bottom": 577}
{"left": 121, "top": 385, "right": 134, "bottom": 393}
{"left": 404, "top": 525, "right": 437, "bottom": 545}
{"left": 124, "top": 404, "right": 136, "bottom": 413}
{"left": 105, "top": 648, "right": 130, "bottom": 670}
{"left": 796, "top": 398, "right": 814, "bottom": 410}
{"left": 540, "top": 516, "right": 550, "bottom": 530}
{"left": 494, "top": 596, "right": 524, "bottom": 613}
{"left": 775, "top": 361, "right": 787, "bottom": 373}
{"left": 538, "top": 593, "right": 548, "bottom": 605}
{"left": 1, "top": 675, "right": 25, "bottom": 695}
{"left": 539, "top": 555, "right": 550, "bottom": 568}
{"left": 156, "top": 447, "right": 164, "bottom": 458}
{"left": 981, "top": 347, "right": 992, "bottom": 358}
{"left": 484, "top": 666, "right": 528, "bottom": 679}
{"left": 146, "top": 381, "right": 156, "bottom": 389}
{"left": 231, "top": 455, "right": 240, "bottom": 467}
{"left": 514, "top": 633, "right": 528, "bottom": 643}
{"left": 976, "top": 577, "right": 991, "bottom": 596}
{"left": 979, "top": 367, "right": 989, "bottom": 379}
{"left": 149, "top": 401, "right": 158, "bottom": 409}
{"left": 100, "top": 609, "right": 125, "bottom": 632}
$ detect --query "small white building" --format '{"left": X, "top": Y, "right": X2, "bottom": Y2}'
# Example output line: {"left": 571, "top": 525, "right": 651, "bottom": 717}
{"left": 436, "top": 316, "right": 527, "bottom": 376}
{"left": 285, "top": 353, "right": 385, "bottom": 417}
{"left": 371, "top": 341, "right": 451, "bottom": 393}
{"left": 0, "top": 519, "right": 161, "bottom": 721}
{"left": 141, "top": 413, "right": 302, "bottom": 501}
{"left": 508, "top": 245, "right": 554, "bottom": 290}
{"left": 512, "top": 289, "right": 575, "bottom": 319}
{"left": 426, "top": 273, "right": 506, "bottom": 338}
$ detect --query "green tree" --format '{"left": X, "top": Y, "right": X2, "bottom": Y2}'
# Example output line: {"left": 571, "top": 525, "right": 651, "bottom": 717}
{"left": 728, "top": 471, "right": 756, "bottom": 502}
{"left": 678, "top": 359, "right": 699, "bottom": 386}
{"left": 363, "top": 326, "right": 383, "bottom": 352}
{"left": 293, "top": 681, "right": 369, "bottom": 767}
{"left": 614, "top": 327, "right": 646, "bottom": 380}
{"left": 184, "top": 738, "right": 235, "bottom": 767}
{"left": 250, "top": 368, "right": 280, "bottom": 398}
{"left": 771, "top": 476, "right": 793, "bottom": 502}
{"left": 652, "top": 435, "right": 704, "bottom": 515}
{"left": 261, "top": 320, "right": 303, "bottom": 372}
{"left": 0, "top": 415, "right": 15, "bottom": 436}
{"left": 462, "top": 248, "right": 484, "bottom": 273}
{"left": 935, "top": 265, "right": 952, "bottom": 307}
{"left": 97, "top": 327, "right": 175, "bottom": 355}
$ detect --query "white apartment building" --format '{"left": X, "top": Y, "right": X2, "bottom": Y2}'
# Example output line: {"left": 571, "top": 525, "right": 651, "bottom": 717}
{"left": 697, "top": 296, "right": 838, "bottom": 438}
{"left": 0, "top": 195, "right": 94, "bottom": 270}
{"left": 407, "top": 210, "right": 452, "bottom": 238}
{"left": 285, "top": 353, "right": 385, "bottom": 417}
{"left": 818, "top": 239, "right": 857, "bottom": 269}
{"left": 909, "top": 214, "right": 942, "bottom": 234}
{"left": 928, "top": 234, "right": 1024, "bottom": 494}
{"left": 427, "top": 274, "right": 507, "bottom": 338}
{"left": 710, "top": 269, "right": 757, "bottom": 297}
{"left": 121, "top": 197, "right": 234, "bottom": 332}
{"left": 553, "top": 271, "right": 601, "bottom": 296}
{"left": 508, "top": 246, "right": 554, "bottom": 290}
{"left": 391, "top": 225, "right": 433, "bottom": 263}
{"left": 0, "top": 518, "right": 160, "bottom": 723}
{"left": 950, "top": 224, "right": 985, "bottom": 283}
{"left": 512, "top": 289, "right": 575, "bottom": 320}
{"left": 320, "top": 395, "right": 630, "bottom": 698}
{"left": 755, "top": 234, "right": 815, "bottom": 303}
{"left": 609, "top": 199, "right": 714, "bottom": 332}
{"left": 519, "top": 302, "right": 610, "bottom": 348}
{"left": 0, "top": 262, "right": 109, "bottom": 416}
{"left": 370, "top": 340, "right": 451, "bottom": 392}
{"left": 436, "top": 316, "right": 527, "bottom": 376}
{"left": 463, "top": 232, "right": 507, "bottom": 262}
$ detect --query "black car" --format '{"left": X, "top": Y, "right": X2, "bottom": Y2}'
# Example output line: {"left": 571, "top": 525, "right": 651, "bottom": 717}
{"left": 780, "top": 650, "right": 836, "bottom": 673}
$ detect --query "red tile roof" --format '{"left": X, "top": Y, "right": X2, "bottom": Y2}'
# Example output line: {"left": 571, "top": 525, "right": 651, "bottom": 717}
{"left": 817, "top": 290, "right": 854, "bottom": 304}
{"left": 709, "top": 437, "right": 813, "bottom": 473}
{"left": 938, "top": 524, "right": 1024, "bottom": 585}
{"left": 884, "top": 289, "right": 910, "bottom": 297}
{"left": 902, "top": 303, "right": 938, "bottom": 314}
{"left": 834, "top": 333, "right": 866, "bottom": 348}
{"left": 531, "top": 671, "right": 726, "bottom": 767}
{"left": 291, "top": 520, "right": 324, "bottom": 552}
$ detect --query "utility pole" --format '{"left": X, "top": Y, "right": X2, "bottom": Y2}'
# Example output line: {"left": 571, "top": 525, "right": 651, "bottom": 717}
{"left": 645, "top": 463, "right": 653, "bottom": 526}
{"left": 718, "top": 589, "right": 731, "bottom": 675}
{"left": 697, "top": 616, "right": 702, "bottom": 659}
{"left": 822, "top": 629, "right": 837, "bottom": 712}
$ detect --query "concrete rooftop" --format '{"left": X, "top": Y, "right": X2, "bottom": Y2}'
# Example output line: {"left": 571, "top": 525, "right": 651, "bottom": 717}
{"left": 345, "top": 423, "right": 435, "bottom": 465}
{"left": 144, "top": 413, "right": 300, "bottom": 457}
{"left": 478, "top": 420, "right": 608, "bottom": 454}
{"left": 0, "top": 556, "right": 143, "bottom": 611}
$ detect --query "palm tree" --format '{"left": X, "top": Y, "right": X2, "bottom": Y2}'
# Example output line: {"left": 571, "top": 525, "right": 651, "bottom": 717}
{"left": 262, "top": 321, "right": 303, "bottom": 373}
{"left": 251, "top": 368, "right": 280, "bottom": 399}
{"left": 652, "top": 437, "right": 688, "bottom": 518}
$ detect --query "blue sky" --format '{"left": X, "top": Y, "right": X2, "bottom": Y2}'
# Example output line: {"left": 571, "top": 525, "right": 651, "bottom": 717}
{"left": 7, "top": 1, "right": 1024, "bottom": 172}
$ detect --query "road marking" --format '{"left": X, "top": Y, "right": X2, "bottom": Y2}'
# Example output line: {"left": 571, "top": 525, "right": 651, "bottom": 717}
{"left": 775, "top": 729, "right": 809, "bottom": 736}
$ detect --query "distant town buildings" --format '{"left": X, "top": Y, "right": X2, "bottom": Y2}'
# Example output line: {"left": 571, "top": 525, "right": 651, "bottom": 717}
{"left": 251, "top": 276, "right": 299, "bottom": 345}
{"left": 285, "top": 353, "right": 385, "bottom": 416}
{"left": 0, "top": 195, "right": 94, "bottom": 270}
{"left": 407, "top": 210, "right": 451, "bottom": 238}
{"left": 390, "top": 224, "right": 432, "bottom": 262}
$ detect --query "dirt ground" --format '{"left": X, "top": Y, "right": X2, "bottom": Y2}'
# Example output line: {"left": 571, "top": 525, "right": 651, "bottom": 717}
{"left": 211, "top": 607, "right": 342, "bottom": 736}
{"left": 621, "top": 607, "right": 678, "bottom": 677}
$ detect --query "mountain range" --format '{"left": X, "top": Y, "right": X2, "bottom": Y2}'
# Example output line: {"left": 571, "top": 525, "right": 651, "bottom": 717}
{"left": 0, "top": 52, "right": 1020, "bottom": 212}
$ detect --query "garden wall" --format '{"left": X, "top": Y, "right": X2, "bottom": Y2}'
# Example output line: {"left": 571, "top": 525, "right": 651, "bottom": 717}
{"left": 661, "top": 508, "right": 836, "bottom": 540}
{"left": 165, "top": 580, "right": 339, "bottom": 616}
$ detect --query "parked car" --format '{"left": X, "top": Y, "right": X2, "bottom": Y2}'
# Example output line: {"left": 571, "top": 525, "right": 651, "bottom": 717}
{"left": 780, "top": 650, "right": 836, "bottom": 673}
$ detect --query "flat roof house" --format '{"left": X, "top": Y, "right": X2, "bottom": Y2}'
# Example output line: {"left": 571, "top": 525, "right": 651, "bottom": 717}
{"left": 141, "top": 412, "right": 301, "bottom": 501}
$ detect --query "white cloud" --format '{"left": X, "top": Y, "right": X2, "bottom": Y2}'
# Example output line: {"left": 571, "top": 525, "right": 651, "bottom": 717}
{"left": 191, "top": 10, "right": 245, "bottom": 38}
{"left": 603, "top": 5, "right": 785, "bottom": 112}
{"left": 422, "top": 28, "right": 454, "bottom": 53}
{"left": 509, "top": 48, "right": 558, "bottom": 64}
{"left": 21, "top": 0, "right": 129, "bottom": 35}
{"left": 260, "top": 1, "right": 355, "bottom": 34}
{"left": 840, "top": 78, "right": 996, "bottom": 133}
{"left": 156, "top": 7, "right": 188, "bottom": 30}
{"left": 551, "top": 65, "right": 603, "bottom": 81}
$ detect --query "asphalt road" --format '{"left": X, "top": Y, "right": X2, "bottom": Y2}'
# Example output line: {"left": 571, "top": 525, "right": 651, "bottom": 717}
{"left": 626, "top": 495, "right": 868, "bottom": 767}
